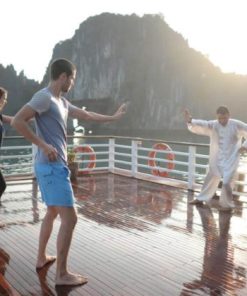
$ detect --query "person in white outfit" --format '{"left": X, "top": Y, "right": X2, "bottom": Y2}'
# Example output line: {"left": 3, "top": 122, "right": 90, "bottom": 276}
{"left": 184, "top": 106, "right": 247, "bottom": 209}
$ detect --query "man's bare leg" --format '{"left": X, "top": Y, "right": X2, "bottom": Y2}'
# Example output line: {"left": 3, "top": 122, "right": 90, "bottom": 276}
{"left": 55, "top": 206, "right": 87, "bottom": 286}
{"left": 36, "top": 207, "right": 57, "bottom": 269}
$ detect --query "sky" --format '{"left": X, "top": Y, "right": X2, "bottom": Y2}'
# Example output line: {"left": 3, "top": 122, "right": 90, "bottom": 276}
{"left": 1, "top": 0, "right": 247, "bottom": 82}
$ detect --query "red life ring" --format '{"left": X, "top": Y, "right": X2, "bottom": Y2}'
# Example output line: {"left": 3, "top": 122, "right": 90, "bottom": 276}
{"left": 148, "top": 143, "right": 175, "bottom": 177}
{"left": 73, "top": 145, "right": 96, "bottom": 175}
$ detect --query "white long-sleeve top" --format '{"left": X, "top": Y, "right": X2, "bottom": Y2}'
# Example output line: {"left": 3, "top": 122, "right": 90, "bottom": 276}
{"left": 188, "top": 119, "right": 247, "bottom": 182}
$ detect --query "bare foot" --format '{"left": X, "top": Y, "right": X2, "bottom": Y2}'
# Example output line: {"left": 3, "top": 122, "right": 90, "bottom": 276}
{"left": 218, "top": 206, "right": 233, "bottom": 212}
{"left": 36, "top": 255, "right": 56, "bottom": 269}
{"left": 55, "top": 272, "right": 88, "bottom": 286}
{"left": 189, "top": 199, "right": 204, "bottom": 205}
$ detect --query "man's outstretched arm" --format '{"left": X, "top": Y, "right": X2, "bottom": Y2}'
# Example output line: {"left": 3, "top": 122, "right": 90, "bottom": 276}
{"left": 69, "top": 103, "right": 127, "bottom": 122}
{"left": 183, "top": 109, "right": 192, "bottom": 123}
{"left": 183, "top": 108, "right": 212, "bottom": 136}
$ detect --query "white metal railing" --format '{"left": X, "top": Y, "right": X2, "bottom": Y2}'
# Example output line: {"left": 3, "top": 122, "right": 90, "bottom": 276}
{"left": 1, "top": 135, "right": 247, "bottom": 196}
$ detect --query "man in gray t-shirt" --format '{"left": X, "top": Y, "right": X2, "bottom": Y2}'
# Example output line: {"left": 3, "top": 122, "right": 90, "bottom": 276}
{"left": 12, "top": 58, "right": 127, "bottom": 286}
{"left": 27, "top": 87, "right": 77, "bottom": 164}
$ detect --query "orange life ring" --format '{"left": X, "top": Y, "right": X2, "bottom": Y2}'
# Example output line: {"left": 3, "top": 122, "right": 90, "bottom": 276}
{"left": 73, "top": 145, "right": 96, "bottom": 175}
{"left": 148, "top": 143, "right": 175, "bottom": 177}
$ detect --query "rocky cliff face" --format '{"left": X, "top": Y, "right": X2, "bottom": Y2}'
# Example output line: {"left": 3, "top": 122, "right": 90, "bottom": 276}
{"left": 42, "top": 13, "right": 247, "bottom": 131}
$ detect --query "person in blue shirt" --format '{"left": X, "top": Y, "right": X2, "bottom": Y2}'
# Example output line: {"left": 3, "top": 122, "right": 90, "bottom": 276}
{"left": 12, "top": 59, "right": 127, "bottom": 286}
{"left": 0, "top": 87, "right": 13, "bottom": 204}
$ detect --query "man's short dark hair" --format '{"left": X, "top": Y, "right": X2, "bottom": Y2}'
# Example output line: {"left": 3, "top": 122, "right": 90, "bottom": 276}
{"left": 50, "top": 59, "right": 76, "bottom": 80}
{"left": 216, "top": 106, "right": 229, "bottom": 115}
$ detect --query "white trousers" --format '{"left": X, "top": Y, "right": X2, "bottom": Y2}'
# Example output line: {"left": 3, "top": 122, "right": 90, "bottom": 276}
{"left": 197, "top": 171, "right": 235, "bottom": 208}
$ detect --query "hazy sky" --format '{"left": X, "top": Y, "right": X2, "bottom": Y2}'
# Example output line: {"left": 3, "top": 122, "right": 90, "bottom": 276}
{"left": 1, "top": 0, "right": 247, "bottom": 82}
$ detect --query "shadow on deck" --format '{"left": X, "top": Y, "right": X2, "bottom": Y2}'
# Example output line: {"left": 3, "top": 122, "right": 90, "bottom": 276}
{"left": 0, "top": 173, "right": 247, "bottom": 295}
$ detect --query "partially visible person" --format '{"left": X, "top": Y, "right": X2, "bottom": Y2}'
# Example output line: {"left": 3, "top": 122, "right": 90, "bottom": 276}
{"left": 0, "top": 247, "right": 21, "bottom": 296}
{"left": 184, "top": 107, "right": 247, "bottom": 210}
{"left": 0, "top": 87, "right": 13, "bottom": 204}
{"left": 11, "top": 58, "right": 127, "bottom": 286}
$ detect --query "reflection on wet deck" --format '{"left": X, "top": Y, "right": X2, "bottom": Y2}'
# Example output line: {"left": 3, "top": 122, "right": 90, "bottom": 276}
{"left": 0, "top": 174, "right": 247, "bottom": 295}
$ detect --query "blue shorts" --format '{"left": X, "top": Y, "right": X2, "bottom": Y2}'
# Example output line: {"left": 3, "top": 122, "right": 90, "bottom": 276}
{"left": 35, "top": 162, "right": 74, "bottom": 207}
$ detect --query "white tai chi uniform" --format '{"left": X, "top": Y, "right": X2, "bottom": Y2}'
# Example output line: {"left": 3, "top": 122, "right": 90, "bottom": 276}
{"left": 188, "top": 119, "right": 247, "bottom": 207}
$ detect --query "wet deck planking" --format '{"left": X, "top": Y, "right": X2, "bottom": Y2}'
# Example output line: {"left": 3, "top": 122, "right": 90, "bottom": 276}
{"left": 0, "top": 173, "right": 247, "bottom": 295}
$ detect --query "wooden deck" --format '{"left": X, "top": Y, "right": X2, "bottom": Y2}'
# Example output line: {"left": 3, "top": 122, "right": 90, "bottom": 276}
{"left": 0, "top": 174, "right": 247, "bottom": 296}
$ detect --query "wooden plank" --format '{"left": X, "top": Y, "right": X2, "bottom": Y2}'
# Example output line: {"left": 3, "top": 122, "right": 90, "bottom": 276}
{"left": 0, "top": 174, "right": 247, "bottom": 295}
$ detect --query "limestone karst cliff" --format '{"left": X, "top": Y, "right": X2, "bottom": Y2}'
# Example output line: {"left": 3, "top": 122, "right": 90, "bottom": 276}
{"left": 42, "top": 13, "right": 247, "bottom": 132}
{"left": 2, "top": 13, "right": 247, "bottom": 135}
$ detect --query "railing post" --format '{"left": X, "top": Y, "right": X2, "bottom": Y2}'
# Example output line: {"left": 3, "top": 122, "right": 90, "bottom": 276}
{"left": 32, "top": 144, "right": 37, "bottom": 177}
{"left": 131, "top": 140, "right": 138, "bottom": 177}
{"left": 109, "top": 138, "right": 115, "bottom": 173}
{"left": 188, "top": 145, "right": 196, "bottom": 190}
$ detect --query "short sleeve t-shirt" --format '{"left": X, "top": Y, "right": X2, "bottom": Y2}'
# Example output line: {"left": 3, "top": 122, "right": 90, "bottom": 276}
{"left": 27, "top": 87, "right": 76, "bottom": 164}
